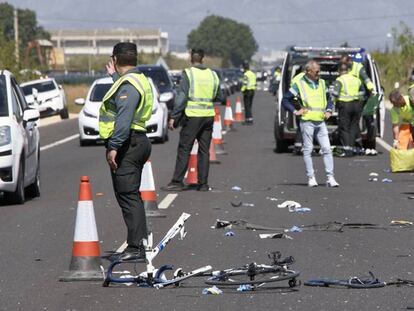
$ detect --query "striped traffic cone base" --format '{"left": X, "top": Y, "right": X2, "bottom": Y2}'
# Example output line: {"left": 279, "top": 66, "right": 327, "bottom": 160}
{"left": 144, "top": 201, "right": 166, "bottom": 218}
{"left": 60, "top": 176, "right": 103, "bottom": 282}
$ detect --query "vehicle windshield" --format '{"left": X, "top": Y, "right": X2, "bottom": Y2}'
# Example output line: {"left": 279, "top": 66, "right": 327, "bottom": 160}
{"left": 21, "top": 80, "right": 56, "bottom": 95}
{"left": 0, "top": 76, "right": 8, "bottom": 117}
{"left": 89, "top": 83, "right": 112, "bottom": 102}
{"left": 139, "top": 68, "right": 172, "bottom": 89}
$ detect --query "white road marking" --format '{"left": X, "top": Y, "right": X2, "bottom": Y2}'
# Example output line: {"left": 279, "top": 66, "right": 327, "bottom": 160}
{"left": 115, "top": 194, "right": 178, "bottom": 252}
{"left": 40, "top": 134, "right": 79, "bottom": 152}
{"left": 158, "top": 193, "right": 178, "bottom": 210}
{"left": 376, "top": 137, "right": 392, "bottom": 152}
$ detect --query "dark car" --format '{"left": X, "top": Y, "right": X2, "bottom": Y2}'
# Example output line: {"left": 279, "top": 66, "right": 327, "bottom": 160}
{"left": 137, "top": 65, "right": 176, "bottom": 111}
{"left": 212, "top": 68, "right": 230, "bottom": 105}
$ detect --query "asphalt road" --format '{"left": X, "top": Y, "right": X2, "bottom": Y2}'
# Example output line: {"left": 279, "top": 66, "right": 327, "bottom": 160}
{"left": 1, "top": 91, "right": 414, "bottom": 311}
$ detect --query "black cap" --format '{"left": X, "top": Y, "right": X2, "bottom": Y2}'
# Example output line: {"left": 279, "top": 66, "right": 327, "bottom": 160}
{"left": 112, "top": 42, "right": 137, "bottom": 57}
{"left": 191, "top": 48, "right": 204, "bottom": 58}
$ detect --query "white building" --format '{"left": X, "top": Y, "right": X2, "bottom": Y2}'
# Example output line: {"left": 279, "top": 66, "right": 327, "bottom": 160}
{"left": 50, "top": 29, "right": 169, "bottom": 56}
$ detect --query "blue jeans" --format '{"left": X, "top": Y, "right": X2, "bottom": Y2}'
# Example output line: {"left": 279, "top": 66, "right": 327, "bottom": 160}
{"left": 300, "top": 120, "right": 334, "bottom": 178}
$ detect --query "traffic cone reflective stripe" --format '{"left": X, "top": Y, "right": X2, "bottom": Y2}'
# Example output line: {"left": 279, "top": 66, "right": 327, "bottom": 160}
{"left": 213, "top": 106, "right": 227, "bottom": 155}
{"left": 140, "top": 161, "right": 165, "bottom": 218}
{"left": 185, "top": 141, "right": 198, "bottom": 185}
{"left": 60, "top": 176, "right": 102, "bottom": 281}
{"left": 234, "top": 96, "right": 244, "bottom": 122}
{"left": 224, "top": 99, "right": 234, "bottom": 131}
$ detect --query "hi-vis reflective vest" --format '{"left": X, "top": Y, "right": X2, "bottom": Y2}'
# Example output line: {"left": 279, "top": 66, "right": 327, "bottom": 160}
{"left": 184, "top": 67, "right": 219, "bottom": 117}
{"left": 297, "top": 77, "right": 327, "bottom": 121}
{"left": 99, "top": 73, "right": 153, "bottom": 139}
{"left": 336, "top": 73, "right": 363, "bottom": 102}
{"left": 350, "top": 61, "right": 374, "bottom": 91}
{"left": 241, "top": 70, "right": 257, "bottom": 92}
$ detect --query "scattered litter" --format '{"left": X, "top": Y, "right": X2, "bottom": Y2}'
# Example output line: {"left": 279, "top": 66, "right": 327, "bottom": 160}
{"left": 390, "top": 220, "right": 413, "bottom": 227}
{"left": 397, "top": 254, "right": 411, "bottom": 258}
{"left": 225, "top": 231, "right": 235, "bottom": 237}
{"left": 96, "top": 192, "right": 104, "bottom": 196}
{"left": 231, "top": 186, "right": 242, "bottom": 191}
{"left": 287, "top": 226, "right": 303, "bottom": 233}
{"left": 408, "top": 196, "right": 414, "bottom": 200}
{"left": 369, "top": 172, "right": 379, "bottom": 177}
{"left": 202, "top": 286, "right": 223, "bottom": 295}
{"left": 34, "top": 258, "right": 42, "bottom": 261}
{"left": 237, "top": 284, "right": 253, "bottom": 292}
{"left": 230, "top": 201, "right": 242, "bottom": 207}
{"left": 383, "top": 168, "right": 391, "bottom": 173}
{"left": 266, "top": 197, "right": 278, "bottom": 201}
{"left": 242, "top": 203, "right": 255, "bottom": 207}
{"left": 277, "top": 200, "right": 301, "bottom": 209}
{"left": 289, "top": 206, "right": 311, "bottom": 213}
{"left": 368, "top": 178, "right": 378, "bottom": 182}
{"left": 259, "top": 233, "right": 293, "bottom": 239}
{"left": 382, "top": 178, "right": 393, "bottom": 183}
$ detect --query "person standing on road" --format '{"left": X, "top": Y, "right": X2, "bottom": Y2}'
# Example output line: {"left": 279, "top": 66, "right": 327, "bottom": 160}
{"left": 241, "top": 61, "right": 257, "bottom": 125}
{"left": 99, "top": 42, "right": 153, "bottom": 261}
{"left": 340, "top": 54, "right": 377, "bottom": 155}
{"left": 282, "top": 60, "right": 339, "bottom": 187}
{"left": 389, "top": 89, "right": 414, "bottom": 150}
{"left": 162, "top": 49, "right": 223, "bottom": 192}
{"left": 332, "top": 63, "right": 364, "bottom": 157}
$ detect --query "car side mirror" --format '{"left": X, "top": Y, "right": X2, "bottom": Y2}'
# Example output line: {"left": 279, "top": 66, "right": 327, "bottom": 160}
{"left": 58, "top": 84, "right": 63, "bottom": 90}
{"left": 75, "top": 98, "right": 85, "bottom": 105}
{"left": 32, "top": 88, "right": 38, "bottom": 100}
{"left": 23, "top": 108, "right": 40, "bottom": 123}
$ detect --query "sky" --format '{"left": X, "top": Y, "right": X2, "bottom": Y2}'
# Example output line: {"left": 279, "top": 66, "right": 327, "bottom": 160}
{"left": 7, "top": 0, "right": 414, "bottom": 53}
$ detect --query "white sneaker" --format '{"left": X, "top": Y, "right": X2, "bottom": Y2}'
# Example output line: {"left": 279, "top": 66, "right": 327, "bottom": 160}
{"left": 308, "top": 176, "right": 318, "bottom": 187}
{"left": 370, "top": 149, "right": 378, "bottom": 155}
{"left": 365, "top": 148, "right": 372, "bottom": 155}
{"left": 326, "top": 176, "right": 339, "bottom": 188}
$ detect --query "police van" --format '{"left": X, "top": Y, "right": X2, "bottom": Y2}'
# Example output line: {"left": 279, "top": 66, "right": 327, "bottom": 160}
{"left": 274, "top": 46, "right": 385, "bottom": 153}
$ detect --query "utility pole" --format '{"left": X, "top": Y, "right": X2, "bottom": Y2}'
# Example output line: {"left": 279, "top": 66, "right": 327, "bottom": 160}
{"left": 14, "top": 8, "right": 19, "bottom": 65}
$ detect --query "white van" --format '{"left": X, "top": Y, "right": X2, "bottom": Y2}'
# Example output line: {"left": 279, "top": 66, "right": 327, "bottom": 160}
{"left": 0, "top": 70, "right": 40, "bottom": 204}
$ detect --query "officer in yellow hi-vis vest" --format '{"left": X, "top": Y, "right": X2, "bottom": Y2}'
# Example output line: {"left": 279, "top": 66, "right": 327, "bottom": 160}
{"left": 282, "top": 60, "right": 339, "bottom": 188}
{"left": 162, "top": 49, "right": 223, "bottom": 192}
{"left": 241, "top": 61, "right": 257, "bottom": 124}
{"left": 99, "top": 42, "right": 153, "bottom": 261}
{"left": 332, "top": 63, "right": 364, "bottom": 157}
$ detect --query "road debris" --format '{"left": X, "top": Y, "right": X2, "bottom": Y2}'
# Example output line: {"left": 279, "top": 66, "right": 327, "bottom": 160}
{"left": 382, "top": 178, "right": 393, "bottom": 183}
{"left": 237, "top": 284, "right": 253, "bottom": 291}
{"left": 266, "top": 197, "right": 278, "bottom": 201}
{"left": 369, "top": 172, "right": 379, "bottom": 177}
{"left": 259, "top": 233, "right": 293, "bottom": 239}
{"left": 390, "top": 220, "right": 413, "bottom": 226}
{"left": 369, "top": 177, "right": 378, "bottom": 182}
{"left": 202, "top": 286, "right": 223, "bottom": 295}
{"left": 231, "top": 186, "right": 242, "bottom": 191}
{"left": 277, "top": 200, "right": 301, "bottom": 209}
{"left": 230, "top": 201, "right": 242, "bottom": 207}
{"left": 225, "top": 231, "right": 235, "bottom": 237}
{"left": 289, "top": 206, "right": 311, "bottom": 213}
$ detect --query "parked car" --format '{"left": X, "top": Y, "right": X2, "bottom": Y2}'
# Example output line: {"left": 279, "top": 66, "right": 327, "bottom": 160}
{"left": 20, "top": 77, "right": 68, "bottom": 119}
{"left": 213, "top": 68, "right": 230, "bottom": 105}
{"left": 0, "top": 70, "right": 40, "bottom": 204}
{"left": 76, "top": 76, "right": 169, "bottom": 146}
{"left": 274, "top": 46, "right": 385, "bottom": 153}
{"left": 137, "top": 65, "right": 176, "bottom": 111}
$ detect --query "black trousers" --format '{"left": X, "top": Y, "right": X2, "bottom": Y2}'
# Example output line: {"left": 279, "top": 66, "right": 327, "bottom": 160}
{"left": 363, "top": 115, "right": 377, "bottom": 149}
{"left": 110, "top": 132, "right": 151, "bottom": 248}
{"left": 172, "top": 116, "right": 214, "bottom": 185}
{"left": 338, "top": 100, "right": 362, "bottom": 149}
{"left": 243, "top": 90, "right": 255, "bottom": 119}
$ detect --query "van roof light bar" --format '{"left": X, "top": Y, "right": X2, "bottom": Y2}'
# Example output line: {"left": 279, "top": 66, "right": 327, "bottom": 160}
{"left": 292, "top": 47, "right": 364, "bottom": 53}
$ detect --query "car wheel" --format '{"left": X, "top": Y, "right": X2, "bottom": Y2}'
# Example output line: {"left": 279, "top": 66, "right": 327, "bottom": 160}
{"left": 27, "top": 159, "right": 40, "bottom": 198}
{"left": 60, "top": 106, "right": 69, "bottom": 119}
{"left": 274, "top": 115, "right": 289, "bottom": 153}
{"left": 5, "top": 159, "right": 25, "bottom": 204}
{"left": 79, "top": 139, "right": 89, "bottom": 147}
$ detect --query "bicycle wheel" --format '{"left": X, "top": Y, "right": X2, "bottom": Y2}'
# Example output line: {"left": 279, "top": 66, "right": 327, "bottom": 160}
{"left": 205, "top": 267, "right": 299, "bottom": 286}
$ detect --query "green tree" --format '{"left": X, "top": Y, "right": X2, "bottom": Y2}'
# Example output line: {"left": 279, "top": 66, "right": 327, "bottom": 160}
{"left": 187, "top": 15, "right": 258, "bottom": 67}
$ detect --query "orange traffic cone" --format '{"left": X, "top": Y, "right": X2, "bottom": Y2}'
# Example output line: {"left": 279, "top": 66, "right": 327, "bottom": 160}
{"left": 209, "top": 141, "right": 220, "bottom": 164}
{"left": 140, "top": 161, "right": 166, "bottom": 218}
{"left": 234, "top": 96, "right": 244, "bottom": 122}
{"left": 223, "top": 98, "right": 234, "bottom": 131}
{"left": 185, "top": 140, "right": 198, "bottom": 186}
{"left": 60, "top": 176, "right": 102, "bottom": 281}
{"left": 213, "top": 106, "right": 227, "bottom": 155}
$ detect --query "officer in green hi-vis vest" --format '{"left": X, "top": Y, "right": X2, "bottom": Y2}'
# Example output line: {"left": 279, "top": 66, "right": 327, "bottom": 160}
{"left": 162, "top": 49, "right": 224, "bottom": 192}
{"left": 99, "top": 42, "right": 152, "bottom": 261}
{"left": 241, "top": 61, "right": 257, "bottom": 125}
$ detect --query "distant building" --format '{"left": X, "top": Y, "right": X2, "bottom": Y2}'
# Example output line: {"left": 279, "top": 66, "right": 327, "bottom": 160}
{"left": 50, "top": 29, "right": 169, "bottom": 56}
